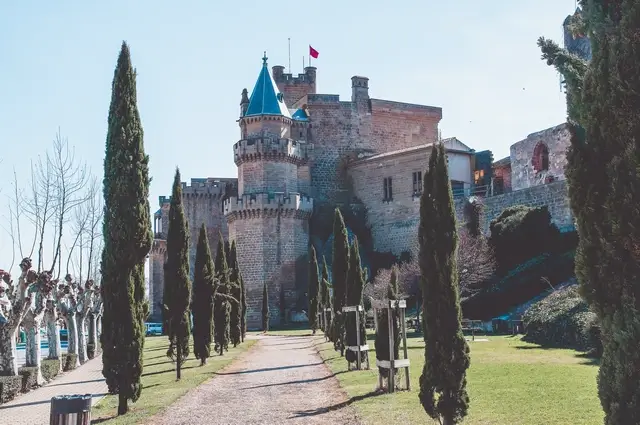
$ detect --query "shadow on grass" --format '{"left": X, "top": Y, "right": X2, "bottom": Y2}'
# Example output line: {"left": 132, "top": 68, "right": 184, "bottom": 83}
{"left": 144, "top": 359, "right": 174, "bottom": 367}
{"left": 289, "top": 390, "right": 384, "bottom": 418}
{"left": 141, "top": 365, "right": 196, "bottom": 378}
{"left": 240, "top": 370, "right": 348, "bottom": 390}
{"left": 215, "top": 362, "right": 322, "bottom": 375}
{"left": 514, "top": 344, "right": 601, "bottom": 365}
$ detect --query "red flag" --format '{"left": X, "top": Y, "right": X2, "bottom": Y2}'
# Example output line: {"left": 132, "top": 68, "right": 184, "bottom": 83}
{"left": 309, "top": 45, "right": 319, "bottom": 59}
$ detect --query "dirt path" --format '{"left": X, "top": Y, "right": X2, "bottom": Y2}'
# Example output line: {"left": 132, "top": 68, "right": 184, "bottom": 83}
{"left": 151, "top": 334, "right": 360, "bottom": 425}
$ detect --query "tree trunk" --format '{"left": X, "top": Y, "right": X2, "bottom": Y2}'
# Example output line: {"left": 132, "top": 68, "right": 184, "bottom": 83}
{"left": 23, "top": 313, "right": 45, "bottom": 385}
{"left": 117, "top": 392, "right": 128, "bottom": 415}
{"left": 442, "top": 415, "right": 455, "bottom": 425}
{"left": 0, "top": 324, "right": 20, "bottom": 376}
{"left": 45, "top": 313, "right": 62, "bottom": 370}
{"left": 88, "top": 313, "right": 98, "bottom": 349}
{"left": 65, "top": 313, "right": 80, "bottom": 368}
{"left": 77, "top": 313, "right": 88, "bottom": 364}
{"left": 200, "top": 358, "right": 207, "bottom": 366}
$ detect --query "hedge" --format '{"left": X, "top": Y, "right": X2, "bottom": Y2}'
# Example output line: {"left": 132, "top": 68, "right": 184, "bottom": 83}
{"left": 41, "top": 358, "right": 61, "bottom": 381}
{"left": 523, "top": 284, "right": 602, "bottom": 355}
{"left": 0, "top": 375, "right": 22, "bottom": 404}
{"left": 17, "top": 366, "right": 39, "bottom": 392}
{"left": 62, "top": 353, "right": 78, "bottom": 372}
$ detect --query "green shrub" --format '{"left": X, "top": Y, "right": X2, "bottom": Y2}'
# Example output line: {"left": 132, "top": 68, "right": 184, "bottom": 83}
{"left": 0, "top": 375, "right": 22, "bottom": 404}
{"left": 523, "top": 285, "right": 602, "bottom": 354}
{"left": 41, "top": 359, "right": 61, "bottom": 381}
{"left": 62, "top": 353, "right": 78, "bottom": 372}
{"left": 18, "top": 366, "right": 38, "bottom": 392}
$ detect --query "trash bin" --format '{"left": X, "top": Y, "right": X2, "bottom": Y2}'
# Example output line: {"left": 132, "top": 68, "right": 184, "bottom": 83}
{"left": 49, "top": 394, "right": 92, "bottom": 425}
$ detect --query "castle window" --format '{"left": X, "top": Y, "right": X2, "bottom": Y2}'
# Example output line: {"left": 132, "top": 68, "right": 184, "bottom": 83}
{"left": 532, "top": 142, "right": 550, "bottom": 172}
{"left": 474, "top": 169, "right": 485, "bottom": 185}
{"left": 412, "top": 171, "right": 422, "bottom": 195}
{"left": 383, "top": 177, "right": 393, "bottom": 201}
{"left": 451, "top": 180, "right": 465, "bottom": 197}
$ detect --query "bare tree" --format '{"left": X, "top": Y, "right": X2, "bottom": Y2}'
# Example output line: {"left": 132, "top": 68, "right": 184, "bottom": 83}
{"left": 49, "top": 130, "right": 89, "bottom": 277}
{"left": 457, "top": 229, "right": 496, "bottom": 300}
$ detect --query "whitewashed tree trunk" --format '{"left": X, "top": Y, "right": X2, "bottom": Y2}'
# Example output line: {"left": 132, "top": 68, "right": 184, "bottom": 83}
{"left": 0, "top": 265, "right": 34, "bottom": 376}
{"left": 23, "top": 293, "right": 46, "bottom": 385}
{"left": 77, "top": 313, "right": 88, "bottom": 364}
{"left": 44, "top": 300, "right": 61, "bottom": 367}
{"left": 65, "top": 312, "right": 80, "bottom": 368}
{"left": 0, "top": 324, "right": 20, "bottom": 376}
{"left": 88, "top": 313, "right": 97, "bottom": 351}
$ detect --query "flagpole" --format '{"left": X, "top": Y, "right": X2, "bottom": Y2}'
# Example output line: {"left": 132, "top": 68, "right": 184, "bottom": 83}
{"left": 303, "top": 56, "right": 305, "bottom": 70}
{"left": 288, "top": 38, "right": 291, "bottom": 73}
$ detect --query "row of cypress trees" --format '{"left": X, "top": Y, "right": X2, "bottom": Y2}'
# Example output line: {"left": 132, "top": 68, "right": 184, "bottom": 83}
{"left": 163, "top": 168, "right": 248, "bottom": 377}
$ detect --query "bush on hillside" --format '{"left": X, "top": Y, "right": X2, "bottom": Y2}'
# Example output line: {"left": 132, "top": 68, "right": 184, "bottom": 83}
{"left": 462, "top": 250, "right": 575, "bottom": 320}
{"left": 0, "top": 375, "right": 22, "bottom": 404}
{"left": 489, "top": 205, "right": 561, "bottom": 273}
{"left": 41, "top": 359, "right": 61, "bottom": 381}
{"left": 523, "top": 285, "right": 602, "bottom": 355}
{"left": 18, "top": 367, "right": 38, "bottom": 392}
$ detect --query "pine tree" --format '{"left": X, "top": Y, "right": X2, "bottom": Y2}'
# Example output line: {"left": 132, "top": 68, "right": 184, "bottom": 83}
{"left": 375, "top": 265, "right": 400, "bottom": 376}
{"left": 308, "top": 246, "right": 320, "bottom": 334}
{"left": 240, "top": 272, "right": 247, "bottom": 342}
{"left": 345, "top": 238, "right": 367, "bottom": 364}
{"left": 262, "top": 282, "right": 269, "bottom": 332}
{"left": 213, "top": 236, "right": 231, "bottom": 355}
{"left": 163, "top": 168, "right": 191, "bottom": 380}
{"left": 418, "top": 143, "right": 470, "bottom": 425}
{"left": 192, "top": 224, "right": 215, "bottom": 366}
{"left": 228, "top": 241, "right": 242, "bottom": 347}
{"left": 100, "top": 41, "right": 153, "bottom": 416}
{"left": 538, "top": 3, "right": 640, "bottom": 422}
{"left": 331, "top": 208, "right": 349, "bottom": 355}
{"left": 321, "top": 256, "right": 331, "bottom": 334}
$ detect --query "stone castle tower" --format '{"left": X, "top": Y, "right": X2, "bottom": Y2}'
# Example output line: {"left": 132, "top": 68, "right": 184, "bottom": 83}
{"left": 224, "top": 53, "right": 314, "bottom": 329}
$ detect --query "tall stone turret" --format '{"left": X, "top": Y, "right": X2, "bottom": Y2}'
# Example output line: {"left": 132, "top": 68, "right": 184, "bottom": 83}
{"left": 225, "top": 53, "right": 313, "bottom": 329}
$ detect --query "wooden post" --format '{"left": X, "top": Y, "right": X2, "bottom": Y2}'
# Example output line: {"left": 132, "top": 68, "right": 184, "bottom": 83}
{"left": 400, "top": 305, "right": 410, "bottom": 390}
{"left": 355, "top": 309, "right": 361, "bottom": 371}
{"left": 387, "top": 304, "right": 395, "bottom": 393}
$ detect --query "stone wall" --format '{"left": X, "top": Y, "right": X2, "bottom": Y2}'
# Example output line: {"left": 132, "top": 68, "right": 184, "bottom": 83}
{"left": 350, "top": 144, "right": 473, "bottom": 256}
{"left": 228, "top": 211, "right": 310, "bottom": 330}
{"left": 149, "top": 240, "right": 167, "bottom": 322}
{"left": 272, "top": 65, "right": 316, "bottom": 106}
{"left": 510, "top": 123, "right": 570, "bottom": 191}
{"left": 481, "top": 180, "right": 573, "bottom": 233}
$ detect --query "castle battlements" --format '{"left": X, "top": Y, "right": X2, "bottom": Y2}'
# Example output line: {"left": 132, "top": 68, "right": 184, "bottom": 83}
{"left": 223, "top": 192, "right": 313, "bottom": 221}
{"left": 180, "top": 177, "right": 237, "bottom": 198}
{"left": 233, "top": 137, "right": 309, "bottom": 165}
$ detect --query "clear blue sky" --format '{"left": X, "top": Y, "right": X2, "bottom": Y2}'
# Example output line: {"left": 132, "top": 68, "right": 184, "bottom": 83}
{"left": 0, "top": 0, "right": 576, "bottom": 272}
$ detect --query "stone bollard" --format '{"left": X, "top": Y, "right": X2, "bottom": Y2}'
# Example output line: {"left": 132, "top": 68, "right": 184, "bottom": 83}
{"left": 49, "top": 394, "right": 92, "bottom": 425}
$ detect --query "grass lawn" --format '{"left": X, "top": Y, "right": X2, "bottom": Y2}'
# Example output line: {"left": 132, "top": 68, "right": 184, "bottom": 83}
{"left": 92, "top": 336, "right": 256, "bottom": 424}
{"left": 316, "top": 331, "right": 603, "bottom": 425}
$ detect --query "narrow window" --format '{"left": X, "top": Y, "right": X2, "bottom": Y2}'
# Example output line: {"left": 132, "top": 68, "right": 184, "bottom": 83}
{"left": 383, "top": 177, "right": 393, "bottom": 201}
{"left": 412, "top": 171, "right": 422, "bottom": 194}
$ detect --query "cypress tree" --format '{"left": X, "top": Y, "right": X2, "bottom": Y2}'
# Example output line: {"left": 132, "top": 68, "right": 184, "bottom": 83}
{"left": 345, "top": 238, "right": 367, "bottom": 364}
{"left": 375, "top": 265, "right": 400, "bottom": 376}
{"left": 213, "top": 237, "right": 231, "bottom": 355}
{"left": 240, "top": 272, "right": 247, "bottom": 342}
{"left": 228, "top": 241, "right": 242, "bottom": 347}
{"left": 418, "top": 143, "right": 470, "bottom": 425}
{"left": 331, "top": 208, "right": 349, "bottom": 355}
{"left": 308, "top": 246, "right": 320, "bottom": 334}
{"left": 100, "top": 41, "right": 153, "bottom": 416}
{"left": 192, "top": 224, "right": 215, "bottom": 366}
{"left": 539, "top": 3, "right": 640, "bottom": 422}
{"left": 321, "top": 256, "right": 331, "bottom": 334}
{"left": 164, "top": 168, "right": 191, "bottom": 380}
{"left": 262, "top": 282, "right": 269, "bottom": 332}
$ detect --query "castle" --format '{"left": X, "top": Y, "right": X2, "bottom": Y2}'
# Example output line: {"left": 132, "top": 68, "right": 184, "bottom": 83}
{"left": 149, "top": 32, "right": 581, "bottom": 329}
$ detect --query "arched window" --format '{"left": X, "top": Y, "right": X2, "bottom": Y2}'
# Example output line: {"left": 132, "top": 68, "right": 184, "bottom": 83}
{"left": 532, "top": 142, "right": 549, "bottom": 172}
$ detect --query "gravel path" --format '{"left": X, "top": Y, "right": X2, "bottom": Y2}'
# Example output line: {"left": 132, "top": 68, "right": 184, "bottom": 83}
{"left": 151, "top": 334, "right": 360, "bottom": 425}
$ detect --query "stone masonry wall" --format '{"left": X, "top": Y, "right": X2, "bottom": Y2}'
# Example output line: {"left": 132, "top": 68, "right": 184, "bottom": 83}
{"left": 481, "top": 179, "right": 574, "bottom": 234}
{"left": 350, "top": 146, "right": 472, "bottom": 255}
{"left": 510, "top": 123, "right": 570, "bottom": 191}
{"left": 229, "top": 213, "right": 309, "bottom": 330}
{"left": 238, "top": 160, "right": 299, "bottom": 194}
{"left": 149, "top": 240, "right": 167, "bottom": 322}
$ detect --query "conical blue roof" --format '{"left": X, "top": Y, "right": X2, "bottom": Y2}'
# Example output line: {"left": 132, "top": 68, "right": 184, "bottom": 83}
{"left": 244, "top": 54, "right": 291, "bottom": 118}
{"left": 291, "top": 108, "right": 309, "bottom": 121}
